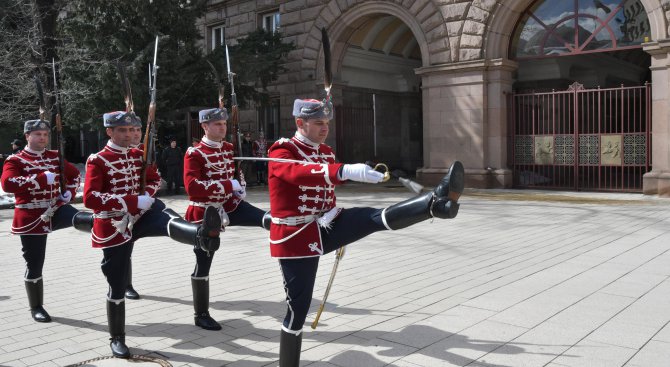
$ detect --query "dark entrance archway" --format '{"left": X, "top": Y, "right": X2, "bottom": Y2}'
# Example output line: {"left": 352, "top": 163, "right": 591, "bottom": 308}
{"left": 331, "top": 14, "right": 423, "bottom": 174}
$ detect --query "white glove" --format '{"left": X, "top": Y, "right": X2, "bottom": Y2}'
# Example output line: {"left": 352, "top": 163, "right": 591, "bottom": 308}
{"left": 234, "top": 185, "right": 247, "bottom": 200}
{"left": 137, "top": 194, "right": 155, "bottom": 210}
{"left": 230, "top": 179, "right": 243, "bottom": 192}
{"left": 44, "top": 171, "right": 56, "bottom": 185}
{"left": 58, "top": 191, "right": 72, "bottom": 204}
{"left": 340, "top": 163, "right": 385, "bottom": 183}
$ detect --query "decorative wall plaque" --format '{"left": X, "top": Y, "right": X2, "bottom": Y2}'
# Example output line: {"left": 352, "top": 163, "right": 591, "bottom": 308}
{"left": 601, "top": 135, "right": 622, "bottom": 166}
{"left": 534, "top": 136, "right": 554, "bottom": 165}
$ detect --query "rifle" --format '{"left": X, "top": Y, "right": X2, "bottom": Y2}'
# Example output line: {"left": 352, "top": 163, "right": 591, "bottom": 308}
{"left": 140, "top": 36, "right": 160, "bottom": 194}
{"left": 49, "top": 60, "right": 67, "bottom": 194}
{"left": 225, "top": 44, "right": 245, "bottom": 184}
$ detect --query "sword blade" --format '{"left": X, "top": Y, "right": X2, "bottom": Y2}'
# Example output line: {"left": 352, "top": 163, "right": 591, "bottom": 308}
{"left": 233, "top": 156, "right": 311, "bottom": 165}
{"left": 152, "top": 36, "right": 159, "bottom": 72}
{"left": 234, "top": 157, "right": 424, "bottom": 193}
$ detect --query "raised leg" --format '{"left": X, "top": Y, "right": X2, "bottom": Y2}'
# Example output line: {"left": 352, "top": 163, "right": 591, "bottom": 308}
{"left": 72, "top": 211, "right": 94, "bottom": 232}
{"left": 381, "top": 161, "right": 465, "bottom": 230}
{"left": 164, "top": 207, "right": 221, "bottom": 252}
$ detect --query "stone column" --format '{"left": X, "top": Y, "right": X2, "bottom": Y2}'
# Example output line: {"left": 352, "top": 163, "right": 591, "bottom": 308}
{"left": 643, "top": 40, "right": 670, "bottom": 196}
{"left": 415, "top": 59, "right": 517, "bottom": 188}
{"left": 484, "top": 59, "right": 517, "bottom": 188}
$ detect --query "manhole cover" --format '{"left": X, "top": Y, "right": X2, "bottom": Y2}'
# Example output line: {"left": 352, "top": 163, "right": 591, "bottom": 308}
{"left": 65, "top": 355, "right": 172, "bottom": 367}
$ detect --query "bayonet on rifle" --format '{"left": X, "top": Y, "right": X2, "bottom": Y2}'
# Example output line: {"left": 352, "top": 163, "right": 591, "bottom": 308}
{"left": 224, "top": 44, "right": 245, "bottom": 184}
{"left": 140, "top": 35, "right": 160, "bottom": 194}
{"left": 225, "top": 45, "right": 242, "bottom": 154}
{"left": 51, "top": 59, "right": 67, "bottom": 194}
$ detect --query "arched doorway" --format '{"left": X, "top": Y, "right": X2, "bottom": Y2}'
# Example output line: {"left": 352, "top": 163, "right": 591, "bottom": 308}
{"left": 330, "top": 14, "right": 424, "bottom": 174}
{"left": 509, "top": 0, "right": 652, "bottom": 191}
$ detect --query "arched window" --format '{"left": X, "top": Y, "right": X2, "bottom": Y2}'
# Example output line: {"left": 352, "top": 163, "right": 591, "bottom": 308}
{"left": 511, "top": 0, "right": 650, "bottom": 59}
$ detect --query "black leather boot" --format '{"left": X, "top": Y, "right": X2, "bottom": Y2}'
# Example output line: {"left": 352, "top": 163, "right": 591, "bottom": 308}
{"left": 382, "top": 161, "right": 464, "bottom": 230}
{"left": 279, "top": 329, "right": 302, "bottom": 367}
{"left": 107, "top": 300, "right": 130, "bottom": 358}
{"left": 431, "top": 161, "right": 465, "bottom": 219}
{"left": 72, "top": 211, "right": 94, "bottom": 232}
{"left": 262, "top": 211, "right": 272, "bottom": 230}
{"left": 25, "top": 279, "right": 51, "bottom": 322}
{"left": 164, "top": 207, "right": 221, "bottom": 252}
{"left": 124, "top": 261, "right": 140, "bottom": 300}
{"left": 191, "top": 278, "right": 221, "bottom": 330}
{"left": 435, "top": 161, "right": 465, "bottom": 201}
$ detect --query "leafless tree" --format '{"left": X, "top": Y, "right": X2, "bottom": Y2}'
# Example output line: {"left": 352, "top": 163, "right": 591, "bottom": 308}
{"left": 0, "top": 0, "right": 96, "bottom": 129}
{"left": 0, "top": 0, "right": 44, "bottom": 126}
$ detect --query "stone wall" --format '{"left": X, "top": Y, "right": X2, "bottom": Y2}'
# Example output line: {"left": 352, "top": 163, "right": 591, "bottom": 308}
{"left": 200, "top": 0, "right": 670, "bottom": 192}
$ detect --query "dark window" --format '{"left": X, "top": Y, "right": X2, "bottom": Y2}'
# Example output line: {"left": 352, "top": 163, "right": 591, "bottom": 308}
{"left": 258, "top": 99, "right": 279, "bottom": 140}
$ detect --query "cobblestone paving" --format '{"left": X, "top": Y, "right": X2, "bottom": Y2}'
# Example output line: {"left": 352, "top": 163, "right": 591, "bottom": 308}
{"left": 1, "top": 188, "right": 669, "bottom": 367}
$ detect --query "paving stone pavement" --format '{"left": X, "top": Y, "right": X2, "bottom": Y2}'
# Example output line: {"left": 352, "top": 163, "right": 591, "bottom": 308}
{"left": 1, "top": 187, "right": 670, "bottom": 367}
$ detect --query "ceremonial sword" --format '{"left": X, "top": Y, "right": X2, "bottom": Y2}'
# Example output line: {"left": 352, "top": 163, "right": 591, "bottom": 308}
{"left": 232, "top": 156, "right": 423, "bottom": 193}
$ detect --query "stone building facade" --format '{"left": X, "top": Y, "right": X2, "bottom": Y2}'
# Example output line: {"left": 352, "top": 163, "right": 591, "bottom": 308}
{"left": 197, "top": 0, "right": 670, "bottom": 196}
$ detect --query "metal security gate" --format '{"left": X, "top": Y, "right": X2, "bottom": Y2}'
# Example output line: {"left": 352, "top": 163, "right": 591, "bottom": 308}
{"left": 511, "top": 82, "right": 651, "bottom": 192}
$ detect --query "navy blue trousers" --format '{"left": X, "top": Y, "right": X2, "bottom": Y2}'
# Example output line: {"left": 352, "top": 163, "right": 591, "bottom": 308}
{"left": 20, "top": 204, "right": 79, "bottom": 280}
{"left": 192, "top": 200, "right": 266, "bottom": 278}
{"left": 101, "top": 199, "right": 170, "bottom": 300}
{"left": 279, "top": 207, "right": 386, "bottom": 332}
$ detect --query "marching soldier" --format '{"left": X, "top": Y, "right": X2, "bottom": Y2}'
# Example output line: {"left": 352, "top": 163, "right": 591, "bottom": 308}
{"left": 267, "top": 98, "right": 464, "bottom": 366}
{"left": 252, "top": 130, "right": 268, "bottom": 185}
{"left": 183, "top": 107, "right": 268, "bottom": 330}
{"left": 129, "top": 123, "right": 143, "bottom": 150}
{"left": 76, "top": 110, "right": 223, "bottom": 358}
{"left": 0, "top": 119, "right": 91, "bottom": 322}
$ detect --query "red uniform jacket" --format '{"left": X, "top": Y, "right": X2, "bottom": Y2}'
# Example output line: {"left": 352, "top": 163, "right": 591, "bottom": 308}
{"left": 252, "top": 139, "right": 268, "bottom": 157}
{"left": 1, "top": 148, "right": 80, "bottom": 235}
{"left": 184, "top": 137, "right": 241, "bottom": 224}
{"left": 268, "top": 134, "right": 345, "bottom": 258}
{"left": 83, "top": 141, "right": 161, "bottom": 248}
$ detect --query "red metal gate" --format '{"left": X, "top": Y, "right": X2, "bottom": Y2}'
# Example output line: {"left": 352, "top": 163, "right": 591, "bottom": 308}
{"left": 511, "top": 82, "right": 651, "bottom": 192}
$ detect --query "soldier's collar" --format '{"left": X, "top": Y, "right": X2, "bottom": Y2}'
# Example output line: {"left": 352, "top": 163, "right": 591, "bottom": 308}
{"left": 294, "top": 132, "right": 319, "bottom": 149}
{"left": 24, "top": 146, "right": 46, "bottom": 156}
{"left": 106, "top": 140, "right": 131, "bottom": 154}
{"left": 202, "top": 136, "right": 223, "bottom": 148}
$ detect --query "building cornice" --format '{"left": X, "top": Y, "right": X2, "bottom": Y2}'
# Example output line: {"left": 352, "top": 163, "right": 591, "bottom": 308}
{"left": 415, "top": 58, "right": 518, "bottom": 76}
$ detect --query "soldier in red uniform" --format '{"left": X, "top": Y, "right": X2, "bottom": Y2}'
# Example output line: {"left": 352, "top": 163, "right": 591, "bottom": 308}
{"left": 268, "top": 98, "right": 464, "bottom": 366}
{"left": 78, "top": 110, "right": 223, "bottom": 358}
{"left": 0, "top": 119, "right": 90, "bottom": 323}
{"left": 183, "top": 107, "right": 268, "bottom": 330}
{"left": 252, "top": 130, "right": 268, "bottom": 185}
